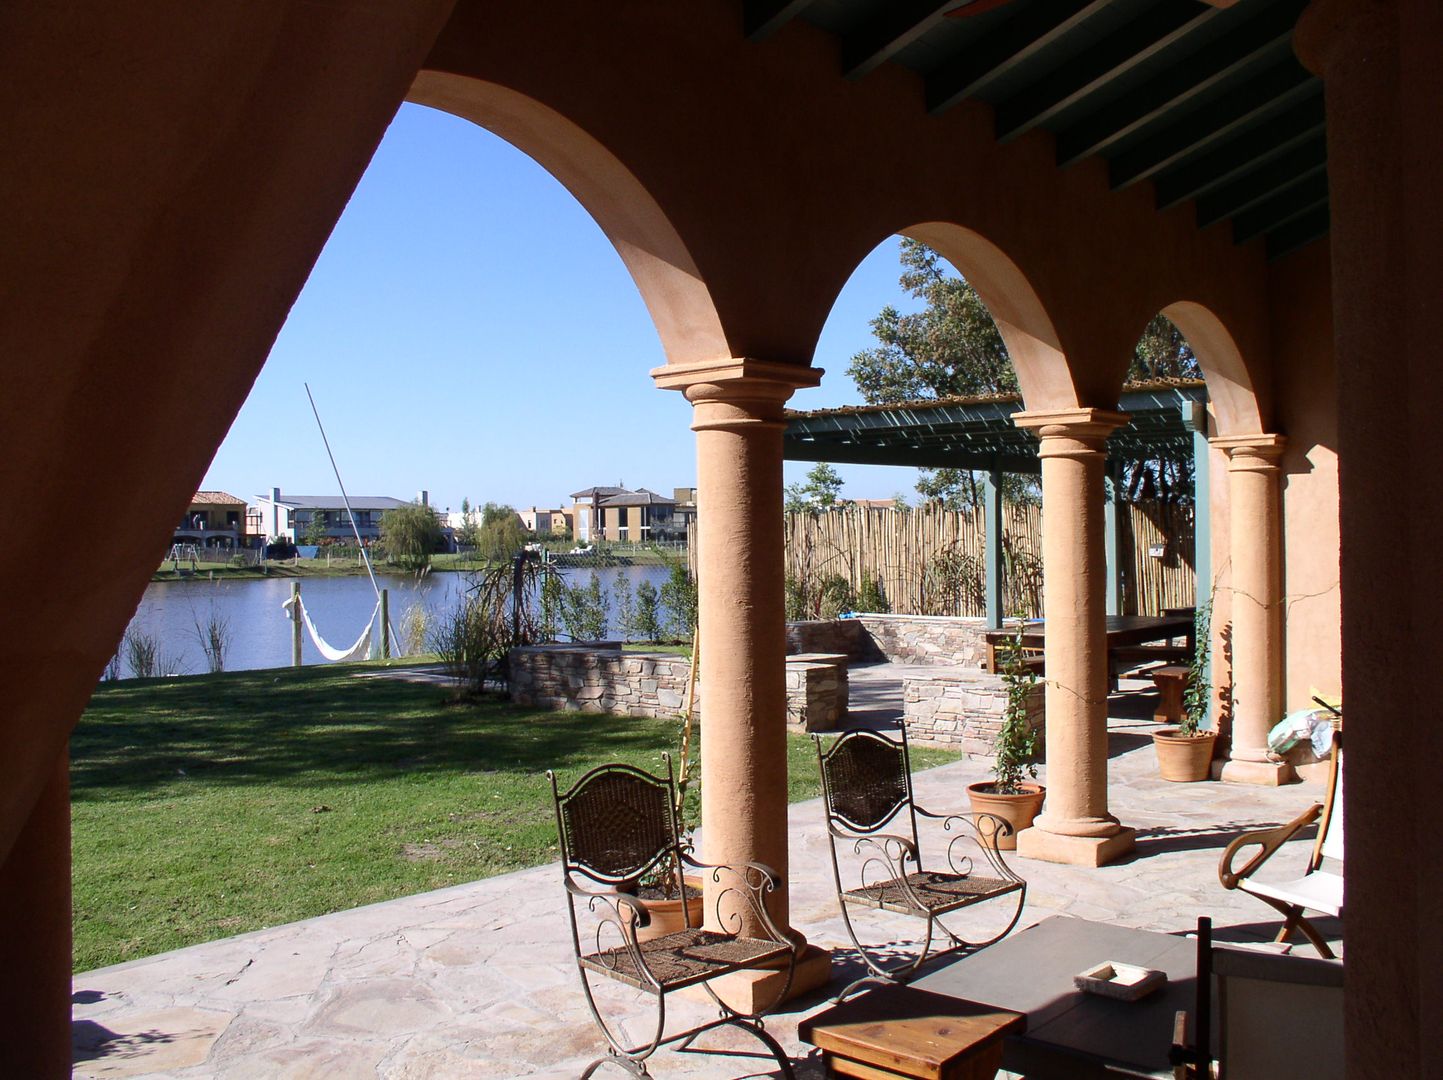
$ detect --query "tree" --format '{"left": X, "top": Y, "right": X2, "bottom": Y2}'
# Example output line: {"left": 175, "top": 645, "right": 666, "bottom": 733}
{"left": 303, "top": 510, "right": 328, "bottom": 548}
{"left": 380, "top": 501, "right": 443, "bottom": 572}
{"left": 477, "top": 502, "right": 527, "bottom": 563}
{"left": 784, "top": 462, "right": 844, "bottom": 511}
{"left": 847, "top": 238, "right": 1200, "bottom": 505}
{"left": 456, "top": 497, "right": 482, "bottom": 549}
{"left": 634, "top": 579, "right": 663, "bottom": 642}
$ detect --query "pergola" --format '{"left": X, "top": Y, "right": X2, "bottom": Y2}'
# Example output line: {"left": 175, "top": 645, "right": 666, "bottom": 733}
{"left": 784, "top": 379, "right": 1211, "bottom": 625}
{"left": 3, "top": 1, "right": 1438, "bottom": 1074}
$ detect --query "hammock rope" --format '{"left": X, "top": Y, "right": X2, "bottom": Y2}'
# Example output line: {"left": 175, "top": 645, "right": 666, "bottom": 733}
{"left": 282, "top": 594, "right": 379, "bottom": 663}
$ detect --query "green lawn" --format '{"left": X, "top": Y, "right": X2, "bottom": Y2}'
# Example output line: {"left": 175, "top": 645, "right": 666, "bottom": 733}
{"left": 73, "top": 665, "right": 956, "bottom": 972}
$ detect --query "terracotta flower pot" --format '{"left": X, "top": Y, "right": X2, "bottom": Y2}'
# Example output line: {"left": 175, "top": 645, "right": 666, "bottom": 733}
{"left": 631, "top": 876, "right": 704, "bottom": 942}
{"left": 966, "top": 782, "right": 1046, "bottom": 850}
{"left": 1151, "top": 728, "right": 1218, "bottom": 782}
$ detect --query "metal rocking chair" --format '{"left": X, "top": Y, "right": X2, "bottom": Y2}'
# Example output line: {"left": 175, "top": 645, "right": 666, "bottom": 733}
{"left": 547, "top": 756, "right": 798, "bottom": 1078}
{"left": 814, "top": 726, "right": 1026, "bottom": 999}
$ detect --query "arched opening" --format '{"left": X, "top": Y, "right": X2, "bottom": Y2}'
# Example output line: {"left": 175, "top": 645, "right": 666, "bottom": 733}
{"left": 1159, "top": 301, "right": 1265, "bottom": 437}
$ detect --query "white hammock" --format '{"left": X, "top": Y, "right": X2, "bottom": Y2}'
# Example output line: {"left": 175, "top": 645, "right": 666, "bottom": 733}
{"left": 281, "top": 594, "right": 379, "bottom": 662}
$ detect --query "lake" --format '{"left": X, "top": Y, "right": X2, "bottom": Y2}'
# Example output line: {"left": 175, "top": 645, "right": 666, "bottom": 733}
{"left": 119, "top": 564, "right": 675, "bottom": 676}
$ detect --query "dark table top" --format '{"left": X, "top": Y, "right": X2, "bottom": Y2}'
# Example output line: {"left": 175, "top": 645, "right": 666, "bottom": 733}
{"left": 984, "top": 614, "right": 1194, "bottom": 649}
{"left": 914, "top": 916, "right": 1204, "bottom": 1079}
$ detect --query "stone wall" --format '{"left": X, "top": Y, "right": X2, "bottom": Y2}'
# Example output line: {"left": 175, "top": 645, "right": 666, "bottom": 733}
{"left": 851, "top": 615, "right": 992, "bottom": 668}
{"left": 510, "top": 645, "right": 692, "bottom": 719}
{"left": 509, "top": 645, "right": 848, "bottom": 732}
{"left": 903, "top": 670, "right": 1045, "bottom": 755}
{"left": 785, "top": 619, "right": 876, "bottom": 662}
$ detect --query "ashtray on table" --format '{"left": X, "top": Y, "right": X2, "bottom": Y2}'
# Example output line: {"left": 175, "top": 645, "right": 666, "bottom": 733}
{"left": 1073, "top": 961, "right": 1167, "bottom": 1001}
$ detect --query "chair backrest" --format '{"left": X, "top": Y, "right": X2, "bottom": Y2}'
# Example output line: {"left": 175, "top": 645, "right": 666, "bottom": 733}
{"left": 815, "top": 727, "right": 916, "bottom": 837}
{"left": 1312, "top": 729, "right": 1343, "bottom": 870}
{"left": 549, "top": 759, "right": 683, "bottom": 888}
{"left": 1212, "top": 945, "right": 1344, "bottom": 1080}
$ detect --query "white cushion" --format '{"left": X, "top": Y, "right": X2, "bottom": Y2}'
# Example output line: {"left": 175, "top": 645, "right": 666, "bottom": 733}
{"left": 1243, "top": 870, "right": 1344, "bottom": 918}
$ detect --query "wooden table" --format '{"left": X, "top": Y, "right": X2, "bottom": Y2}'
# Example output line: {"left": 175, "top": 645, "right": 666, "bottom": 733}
{"left": 799, "top": 985, "right": 1024, "bottom": 1080}
{"left": 984, "top": 614, "right": 1194, "bottom": 674}
{"left": 914, "top": 916, "right": 1207, "bottom": 1079}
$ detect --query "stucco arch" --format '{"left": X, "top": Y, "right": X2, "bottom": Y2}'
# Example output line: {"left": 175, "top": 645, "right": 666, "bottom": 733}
{"left": 899, "top": 222, "right": 1075, "bottom": 410}
{"left": 408, "top": 72, "right": 728, "bottom": 366}
{"left": 1158, "top": 301, "right": 1265, "bottom": 436}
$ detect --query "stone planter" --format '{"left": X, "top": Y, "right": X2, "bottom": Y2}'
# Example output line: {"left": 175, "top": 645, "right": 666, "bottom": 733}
{"left": 966, "top": 782, "right": 1046, "bottom": 850}
{"left": 1151, "top": 728, "right": 1218, "bottom": 782}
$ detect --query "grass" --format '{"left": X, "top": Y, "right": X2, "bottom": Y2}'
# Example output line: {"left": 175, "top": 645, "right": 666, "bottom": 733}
{"left": 72, "top": 665, "right": 956, "bottom": 972}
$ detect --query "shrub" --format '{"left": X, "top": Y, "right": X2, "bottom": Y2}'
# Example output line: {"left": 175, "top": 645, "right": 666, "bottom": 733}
{"left": 429, "top": 598, "right": 502, "bottom": 699}
{"left": 660, "top": 558, "right": 698, "bottom": 641}
{"left": 817, "top": 573, "right": 855, "bottom": 621}
{"left": 191, "top": 603, "right": 231, "bottom": 673}
{"left": 634, "top": 579, "right": 663, "bottom": 642}
{"left": 561, "top": 573, "right": 609, "bottom": 641}
{"left": 380, "top": 502, "right": 444, "bottom": 573}
{"left": 396, "top": 603, "right": 431, "bottom": 657}
{"left": 612, "top": 574, "right": 636, "bottom": 640}
{"left": 857, "top": 572, "right": 889, "bottom": 613}
{"left": 123, "top": 627, "right": 181, "bottom": 678}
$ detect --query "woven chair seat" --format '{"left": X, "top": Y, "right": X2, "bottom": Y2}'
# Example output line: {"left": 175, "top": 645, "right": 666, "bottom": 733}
{"left": 580, "top": 928, "right": 792, "bottom": 991}
{"left": 844, "top": 870, "right": 1022, "bottom": 917}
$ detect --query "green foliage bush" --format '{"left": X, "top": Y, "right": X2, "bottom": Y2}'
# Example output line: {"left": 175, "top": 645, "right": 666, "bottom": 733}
{"left": 660, "top": 559, "right": 698, "bottom": 641}
{"left": 634, "top": 580, "right": 663, "bottom": 642}
{"left": 857, "top": 572, "right": 889, "bottom": 613}
{"left": 561, "top": 572, "right": 609, "bottom": 641}
{"left": 380, "top": 502, "right": 444, "bottom": 573}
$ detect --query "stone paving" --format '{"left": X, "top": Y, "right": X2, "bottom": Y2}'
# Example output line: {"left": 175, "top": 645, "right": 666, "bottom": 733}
{"left": 72, "top": 673, "right": 1339, "bottom": 1079}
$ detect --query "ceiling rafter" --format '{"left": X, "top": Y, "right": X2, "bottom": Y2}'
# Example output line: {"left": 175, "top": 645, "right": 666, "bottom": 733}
{"left": 994, "top": 1, "right": 1222, "bottom": 144}
{"left": 842, "top": 1, "right": 963, "bottom": 79}
{"left": 1152, "top": 94, "right": 1325, "bottom": 209}
{"left": 1109, "top": 60, "right": 1315, "bottom": 190}
{"left": 1232, "top": 171, "right": 1328, "bottom": 243}
{"left": 743, "top": 0, "right": 815, "bottom": 42}
{"left": 1194, "top": 137, "right": 1326, "bottom": 227}
{"left": 924, "top": 0, "right": 1111, "bottom": 116}
{"left": 1265, "top": 205, "right": 1329, "bottom": 260}
{"left": 1054, "top": 0, "right": 1308, "bottom": 167}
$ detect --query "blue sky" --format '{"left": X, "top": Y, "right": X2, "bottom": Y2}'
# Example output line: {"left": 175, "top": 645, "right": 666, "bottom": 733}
{"left": 203, "top": 103, "right": 924, "bottom": 514}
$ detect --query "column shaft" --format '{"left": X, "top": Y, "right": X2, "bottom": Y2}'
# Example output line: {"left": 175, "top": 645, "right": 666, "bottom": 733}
{"left": 1012, "top": 410, "right": 1135, "bottom": 867}
{"left": 1213, "top": 435, "right": 1293, "bottom": 785}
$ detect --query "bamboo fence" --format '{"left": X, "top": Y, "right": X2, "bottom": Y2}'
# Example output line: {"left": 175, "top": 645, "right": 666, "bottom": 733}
{"left": 780, "top": 502, "right": 1195, "bottom": 619}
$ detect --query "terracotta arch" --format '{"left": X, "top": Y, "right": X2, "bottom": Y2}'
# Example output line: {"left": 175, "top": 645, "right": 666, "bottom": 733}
{"left": 899, "top": 222, "right": 1075, "bottom": 410}
{"left": 1159, "top": 301, "right": 1266, "bottom": 436}
{"left": 409, "top": 72, "right": 728, "bottom": 366}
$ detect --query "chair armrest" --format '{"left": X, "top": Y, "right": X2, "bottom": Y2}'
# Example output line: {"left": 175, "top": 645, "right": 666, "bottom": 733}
{"left": 563, "top": 876, "right": 652, "bottom": 929}
{"left": 679, "top": 853, "right": 793, "bottom": 948}
{"left": 1218, "top": 804, "right": 1323, "bottom": 889}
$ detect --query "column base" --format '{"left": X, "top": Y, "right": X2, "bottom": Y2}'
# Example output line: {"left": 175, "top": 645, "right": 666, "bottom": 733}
{"left": 1016, "top": 825, "right": 1136, "bottom": 866}
{"left": 1217, "top": 758, "right": 1297, "bottom": 786}
{"left": 688, "top": 944, "right": 833, "bottom": 1012}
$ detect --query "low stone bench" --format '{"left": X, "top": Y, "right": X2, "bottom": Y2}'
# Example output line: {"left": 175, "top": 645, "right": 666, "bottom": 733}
{"left": 903, "top": 669, "right": 1045, "bottom": 754}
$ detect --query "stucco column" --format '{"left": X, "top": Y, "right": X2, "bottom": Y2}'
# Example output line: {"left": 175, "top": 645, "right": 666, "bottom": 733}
{"left": 1012, "top": 409, "right": 1136, "bottom": 866}
{"left": 1212, "top": 434, "right": 1294, "bottom": 785}
{"left": 652, "top": 357, "right": 830, "bottom": 1005}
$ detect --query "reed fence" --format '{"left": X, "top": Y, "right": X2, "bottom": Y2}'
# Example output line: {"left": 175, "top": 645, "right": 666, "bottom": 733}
{"left": 780, "top": 502, "right": 1194, "bottom": 619}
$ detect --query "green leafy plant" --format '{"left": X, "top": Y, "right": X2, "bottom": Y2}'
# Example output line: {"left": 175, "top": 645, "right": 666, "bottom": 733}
{"left": 990, "top": 616, "right": 1041, "bottom": 794}
{"left": 660, "top": 558, "right": 698, "bottom": 641}
{"left": 857, "top": 571, "right": 889, "bottom": 613}
{"left": 561, "top": 572, "right": 609, "bottom": 641}
{"left": 633, "top": 579, "right": 663, "bottom": 642}
{"left": 380, "top": 502, "right": 444, "bottom": 573}
{"left": 1179, "top": 597, "right": 1214, "bottom": 737}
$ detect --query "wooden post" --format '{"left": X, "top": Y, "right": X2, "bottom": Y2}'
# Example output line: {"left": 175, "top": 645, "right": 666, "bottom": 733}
{"left": 983, "top": 469, "right": 1003, "bottom": 629}
{"left": 291, "top": 581, "right": 302, "bottom": 667}
{"left": 380, "top": 588, "right": 390, "bottom": 659}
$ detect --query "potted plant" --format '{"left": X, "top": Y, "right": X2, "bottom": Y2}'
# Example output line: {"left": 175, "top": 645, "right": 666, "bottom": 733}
{"left": 967, "top": 616, "right": 1045, "bottom": 850}
{"left": 1151, "top": 599, "right": 1219, "bottom": 782}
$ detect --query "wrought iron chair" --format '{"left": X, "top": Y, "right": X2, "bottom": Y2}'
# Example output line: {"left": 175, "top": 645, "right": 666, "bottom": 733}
{"left": 814, "top": 726, "right": 1026, "bottom": 999}
{"left": 547, "top": 756, "right": 798, "bottom": 1078}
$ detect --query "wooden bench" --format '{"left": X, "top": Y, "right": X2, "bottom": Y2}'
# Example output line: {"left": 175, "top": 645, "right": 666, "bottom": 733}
{"left": 1151, "top": 664, "right": 1191, "bottom": 725}
{"left": 799, "top": 985, "right": 1023, "bottom": 1080}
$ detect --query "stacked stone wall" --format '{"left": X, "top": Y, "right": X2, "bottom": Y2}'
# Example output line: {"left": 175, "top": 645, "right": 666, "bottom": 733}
{"left": 903, "top": 671, "right": 1045, "bottom": 755}
{"left": 785, "top": 619, "right": 876, "bottom": 662}
{"left": 851, "top": 615, "right": 991, "bottom": 668}
{"left": 510, "top": 645, "right": 848, "bottom": 732}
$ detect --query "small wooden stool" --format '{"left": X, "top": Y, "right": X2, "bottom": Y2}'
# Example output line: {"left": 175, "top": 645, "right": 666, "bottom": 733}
{"left": 798, "top": 985, "right": 1023, "bottom": 1080}
{"left": 1152, "top": 664, "right": 1191, "bottom": 725}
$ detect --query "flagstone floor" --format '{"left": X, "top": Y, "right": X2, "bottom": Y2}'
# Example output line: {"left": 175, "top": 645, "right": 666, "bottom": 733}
{"left": 72, "top": 672, "right": 1338, "bottom": 1079}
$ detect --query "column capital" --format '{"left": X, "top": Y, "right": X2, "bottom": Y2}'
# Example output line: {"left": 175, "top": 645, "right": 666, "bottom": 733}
{"left": 1212, "top": 433, "right": 1287, "bottom": 472}
{"left": 652, "top": 358, "right": 823, "bottom": 432}
{"left": 1295, "top": 0, "right": 1392, "bottom": 77}
{"left": 1013, "top": 408, "right": 1129, "bottom": 458}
